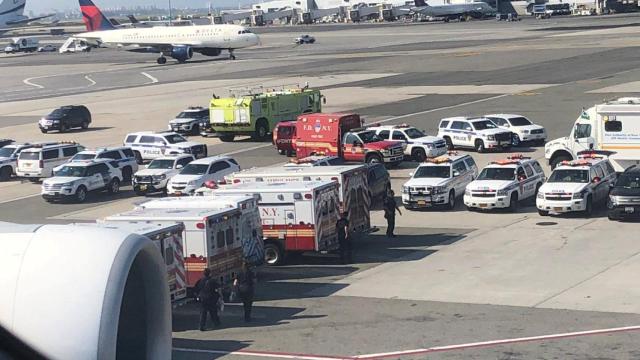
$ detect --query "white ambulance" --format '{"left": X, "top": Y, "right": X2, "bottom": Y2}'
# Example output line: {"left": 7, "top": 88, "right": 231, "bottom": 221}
{"left": 75, "top": 221, "right": 187, "bottom": 303}
{"left": 225, "top": 165, "right": 370, "bottom": 233}
{"left": 105, "top": 203, "right": 259, "bottom": 293}
{"left": 201, "top": 181, "right": 341, "bottom": 266}
{"left": 545, "top": 97, "right": 640, "bottom": 171}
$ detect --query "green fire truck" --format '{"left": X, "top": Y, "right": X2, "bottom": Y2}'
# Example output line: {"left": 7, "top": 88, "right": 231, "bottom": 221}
{"left": 205, "top": 86, "right": 324, "bottom": 142}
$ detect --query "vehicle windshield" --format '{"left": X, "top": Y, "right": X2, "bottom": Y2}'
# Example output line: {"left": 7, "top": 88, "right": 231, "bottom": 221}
{"left": 509, "top": 117, "right": 533, "bottom": 126}
{"left": 477, "top": 167, "right": 515, "bottom": 181}
{"left": 176, "top": 111, "right": 200, "bottom": 119}
{"left": 55, "top": 166, "right": 87, "bottom": 177}
{"left": 358, "top": 131, "right": 382, "bottom": 143}
{"left": 47, "top": 108, "right": 67, "bottom": 119}
{"left": 472, "top": 120, "right": 498, "bottom": 131}
{"left": 0, "top": 146, "right": 17, "bottom": 157}
{"left": 148, "top": 159, "right": 175, "bottom": 169}
{"left": 615, "top": 174, "right": 640, "bottom": 188}
{"left": 180, "top": 163, "right": 208, "bottom": 175}
{"left": 164, "top": 134, "right": 187, "bottom": 144}
{"left": 548, "top": 169, "right": 589, "bottom": 183}
{"left": 405, "top": 128, "right": 426, "bottom": 139}
{"left": 71, "top": 153, "right": 96, "bottom": 161}
{"left": 414, "top": 166, "right": 450, "bottom": 178}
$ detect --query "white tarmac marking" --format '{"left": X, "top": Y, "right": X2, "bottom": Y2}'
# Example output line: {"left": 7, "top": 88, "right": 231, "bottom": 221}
{"left": 141, "top": 72, "right": 159, "bottom": 84}
{"left": 23, "top": 77, "right": 45, "bottom": 89}
{"left": 353, "top": 325, "right": 640, "bottom": 359}
{"left": 84, "top": 75, "right": 96, "bottom": 87}
{"left": 173, "top": 347, "right": 349, "bottom": 360}
{"left": 0, "top": 193, "right": 41, "bottom": 205}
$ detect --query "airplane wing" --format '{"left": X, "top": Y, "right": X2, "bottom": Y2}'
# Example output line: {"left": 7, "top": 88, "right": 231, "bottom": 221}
{"left": 5, "top": 14, "right": 55, "bottom": 26}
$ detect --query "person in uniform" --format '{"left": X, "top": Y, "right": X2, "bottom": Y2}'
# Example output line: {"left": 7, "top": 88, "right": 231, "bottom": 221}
{"left": 336, "top": 211, "right": 351, "bottom": 264}
{"left": 383, "top": 190, "right": 402, "bottom": 238}
{"left": 234, "top": 262, "right": 256, "bottom": 322}
{"left": 194, "top": 268, "right": 221, "bottom": 331}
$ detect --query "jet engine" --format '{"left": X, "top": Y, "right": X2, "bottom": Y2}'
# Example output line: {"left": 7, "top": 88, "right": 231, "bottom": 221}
{"left": 170, "top": 45, "right": 193, "bottom": 62}
{"left": 198, "top": 47, "right": 222, "bottom": 57}
{"left": 0, "top": 223, "right": 171, "bottom": 360}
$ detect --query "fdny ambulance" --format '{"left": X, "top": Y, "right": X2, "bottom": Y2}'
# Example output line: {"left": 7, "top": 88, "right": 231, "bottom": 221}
{"left": 225, "top": 164, "right": 370, "bottom": 232}
{"left": 200, "top": 181, "right": 341, "bottom": 265}
{"left": 464, "top": 155, "right": 546, "bottom": 212}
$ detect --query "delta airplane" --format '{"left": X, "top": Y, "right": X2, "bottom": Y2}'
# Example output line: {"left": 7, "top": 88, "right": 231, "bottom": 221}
{"left": 0, "top": 0, "right": 54, "bottom": 31}
{"left": 74, "top": 0, "right": 260, "bottom": 64}
{"left": 410, "top": 0, "right": 496, "bottom": 21}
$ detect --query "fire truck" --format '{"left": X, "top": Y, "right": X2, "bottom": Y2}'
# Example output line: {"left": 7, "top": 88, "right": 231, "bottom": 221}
{"left": 199, "top": 181, "right": 341, "bottom": 265}
{"left": 225, "top": 164, "right": 370, "bottom": 233}
{"left": 205, "top": 85, "right": 324, "bottom": 142}
{"left": 295, "top": 113, "right": 405, "bottom": 165}
{"left": 273, "top": 121, "right": 297, "bottom": 156}
{"left": 105, "top": 196, "right": 262, "bottom": 292}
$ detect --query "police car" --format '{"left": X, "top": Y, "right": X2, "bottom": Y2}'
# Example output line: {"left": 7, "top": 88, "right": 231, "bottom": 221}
{"left": 369, "top": 124, "right": 447, "bottom": 162}
{"left": 41, "top": 159, "right": 123, "bottom": 203}
{"left": 133, "top": 154, "right": 195, "bottom": 195}
{"left": 464, "top": 155, "right": 546, "bottom": 211}
{"left": 123, "top": 131, "right": 207, "bottom": 164}
{"left": 167, "top": 106, "right": 209, "bottom": 135}
{"left": 484, "top": 114, "right": 546, "bottom": 146}
{"left": 53, "top": 147, "right": 138, "bottom": 182}
{"left": 537, "top": 151, "right": 616, "bottom": 216}
{"left": 437, "top": 117, "right": 513, "bottom": 153}
{"left": 402, "top": 153, "right": 478, "bottom": 210}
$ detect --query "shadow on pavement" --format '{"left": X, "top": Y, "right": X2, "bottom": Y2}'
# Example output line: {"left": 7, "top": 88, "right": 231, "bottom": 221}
{"left": 172, "top": 339, "right": 252, "bottom": 360}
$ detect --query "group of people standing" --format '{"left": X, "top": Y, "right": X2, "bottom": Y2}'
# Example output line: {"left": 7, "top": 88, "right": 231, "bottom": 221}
{"left": 195, "top": 262, "right": 256, "bottom": 331}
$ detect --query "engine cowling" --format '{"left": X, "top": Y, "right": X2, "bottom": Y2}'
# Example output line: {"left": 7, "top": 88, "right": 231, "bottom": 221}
{"left": 198, "top": 47, "right": 222, "bottom": 57}
{"left": 170, "top": 46, "right": 193, "bottom": 62}
{"left": 0, "top": 223, "right": 172, "bottom": 360}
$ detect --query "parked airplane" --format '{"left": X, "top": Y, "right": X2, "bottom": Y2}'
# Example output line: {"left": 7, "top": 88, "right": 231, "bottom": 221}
{"left": 0, "top": 0, "right": 54, "bottom": 30}
{"left": 73, "top": 0, "right": 260, "bottom": 64}
{"left": 411, "top": 0, "right": 496, "bottom": 21}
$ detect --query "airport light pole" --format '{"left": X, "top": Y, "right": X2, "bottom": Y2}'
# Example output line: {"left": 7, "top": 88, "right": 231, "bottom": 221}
{"left": 168, "top": 0, "right": 173, "bottom": 25}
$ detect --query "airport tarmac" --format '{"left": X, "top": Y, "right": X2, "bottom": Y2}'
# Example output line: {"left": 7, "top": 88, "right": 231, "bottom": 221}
{"left": 2, "top": 15, "right": 640, "bottom": 359}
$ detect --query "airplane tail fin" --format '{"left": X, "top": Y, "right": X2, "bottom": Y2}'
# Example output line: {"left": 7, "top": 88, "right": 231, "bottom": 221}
{"left": 414, "top": 0, "right": 427, "bottom": 6}
{"left": 79, "top": 0, "right": 116, "bottom": 31}
{"left": 0, "top": 0, "right": 25, "bottom": 14}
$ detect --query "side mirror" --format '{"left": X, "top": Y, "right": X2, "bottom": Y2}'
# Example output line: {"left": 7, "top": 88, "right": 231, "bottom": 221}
{"left": 176, "top": 164, "right": 183, "bottom": 169}
{"left": 592, "top": 176, "right": 601, "bottom": 184}
{"left": 453, "top": 171, "right": 460, "bottom": 177}
{"left": 409, "top": 172, "right": 414, "bottom": 177}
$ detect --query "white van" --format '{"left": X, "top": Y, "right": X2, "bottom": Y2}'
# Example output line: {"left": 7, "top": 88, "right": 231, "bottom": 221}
{"left": 16, "top": 142, "right": 85, "bottom": 180}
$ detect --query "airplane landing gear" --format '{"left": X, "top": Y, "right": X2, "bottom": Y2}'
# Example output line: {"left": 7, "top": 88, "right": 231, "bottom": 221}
{"left": 228, "top": 49, "right": 236, "bottom": 60}
{"left": 157, "top": 56, "right": 167, "bottom": 65}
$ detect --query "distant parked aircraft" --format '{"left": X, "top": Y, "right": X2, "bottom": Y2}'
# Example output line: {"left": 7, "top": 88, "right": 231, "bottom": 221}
{"left": 411, "top": 0, "right": 496, "bottom": 21}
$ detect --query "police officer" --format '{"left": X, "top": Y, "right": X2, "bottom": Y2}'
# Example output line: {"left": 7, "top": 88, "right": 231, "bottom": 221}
{"left": 383, "top": 189, "right": 402, "bottom": 238}
{"left": 194, "top": 268, "right": 221, "bottom": 331}
{"left": 336, "top": 211, "right": 351, "bottom": 264}
{"left": 234, "top": 262, "right": 256, "bottom": 322}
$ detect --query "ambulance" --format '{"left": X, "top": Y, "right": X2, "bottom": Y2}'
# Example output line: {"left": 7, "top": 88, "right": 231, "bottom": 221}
{"left": 225, "top": 164, "right": 371, "bottom": 233}
{"left": 105, "top": 200, "right": 261, "bottom": 292}
{"left": 198, "top": 181, "right": 341, "bottom": 265}
{"left": 76, "top": 221, "right": 187, "bottom": 303}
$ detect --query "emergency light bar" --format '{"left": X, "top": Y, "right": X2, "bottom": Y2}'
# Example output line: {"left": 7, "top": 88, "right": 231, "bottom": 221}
{"left": 559, "top": 160, "right": 594, "bottom": 167}
{"left": 425, "top": 156, "right": 452, "bottom": 164}
{"left": 576, "top": 150, "right": 615, "bottom": 159}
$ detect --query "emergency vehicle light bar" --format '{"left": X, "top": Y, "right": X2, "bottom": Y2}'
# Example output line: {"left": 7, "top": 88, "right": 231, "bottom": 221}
{"left": 425, "top": 156, "right": 452, "bottom": 164}
{"left": 507, "top": 154, "right": 530, "bottom": 160}
{"left": 576, "top": 150, "right": 615, "bottom": 159}
{"left": 560, "top": 160, "right": 593, "bottom": 167}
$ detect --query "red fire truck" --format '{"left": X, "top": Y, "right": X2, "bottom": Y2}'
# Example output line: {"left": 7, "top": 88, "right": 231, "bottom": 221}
{"left": 295, "top": 113, "right": 405, "bottom": 165}
{"left": 273, "top": 121, "right": 297, "bottom": 156}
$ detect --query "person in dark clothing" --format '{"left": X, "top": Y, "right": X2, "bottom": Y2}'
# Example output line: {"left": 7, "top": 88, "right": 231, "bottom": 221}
{"left": 194, "top": 268, "right": 221, "bottom": 331}
{"left": 383, "top": 189, "right": 402, "bottom": 238}
{"left": 336, "top": 211, "right": 351, "bottom": 264}
{"left": 234, "top": 262, "right": 256, "bottom": 322}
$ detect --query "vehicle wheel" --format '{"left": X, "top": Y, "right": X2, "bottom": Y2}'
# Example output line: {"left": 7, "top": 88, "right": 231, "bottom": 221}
{"left": 75, "top": 186, "right": 87, "bottom": 203}
{"left": 157, "top": 57, "right": 167, "bottom": 64}
{"left": 121, "top": 167, "right": 132, "bottom": 183}
{"left": 286, "top": 150, "right": 294, "bottom": 157}
{"left": 508, "top": 193, "right": 518, "bottom": 212}
{"left": 81, "top": 120, "right": 89, "bottom": 130}
{"left": 475, "top": 139, "right": 486, "bottom": 153}
{"left": 253, "top": 119, "right": 269, "bottom": 141}
{"left": 40, "top": 129, "right": 48, "bottom": 134}
{"left": 550, "top": 154, "right": 572, "bottom": 170}
{"left": 59, "top": 123, "right": 67, "bottom": 133}
{"left": 538, "top": 209, "right": 549, "bottom": 216}
{"left": 108, "top": 178, "right": 120, "bottom": 194}
{"left": 512, "top": 134, "right": 521, "bottom": 147}
{"left": 0, "top": 166, "right": 12, "bottom": 181}
{"left": 446, "top": 190, "right": 456, "bottom": 210}
{"left": 264, "top": 242, "right": 284, "bottom": 266}
{"left": 444, "top": 137, "right": 454, "bottom": 150}
{"left": 220, "top": 134, "right": 235, "bottom": 142}
{"left": 133, "top": 151, "right": 143, "bottom": 165}
{"left": 278, "top": 149, "right": 285, "bottom": 155}
{"left": 584, "top": 196, "right": 593, "bottom": 217}
{"left": 191, "top": 124, "right": 200, "bottom": 136}
{"left": 366, "top": 154, "right": 382, "bottom": 164}
{"left": 413, "top": 148, "right": 426, "bottom": 162}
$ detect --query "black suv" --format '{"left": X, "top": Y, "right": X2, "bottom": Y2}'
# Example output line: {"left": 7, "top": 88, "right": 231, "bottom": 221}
{"left": 39, "top": 105, "right": 92, "bottom": 133}
{"left": 367, "top": 163, "right": 391, "bottom": 206}
{"left": 608, "top": 166, "right": 640, "bottom": 221}
{"left": 0, "top": 139, "right": 13, "bottom": 148}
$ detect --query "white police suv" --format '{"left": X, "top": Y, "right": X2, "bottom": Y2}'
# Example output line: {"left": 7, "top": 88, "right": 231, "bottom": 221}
{"left": 54, "top": 147, "right": 138, "bottom": 182}
{"left": 133, "top": 154, "right": 195, "bottom": 195}
{"left": 537, "top": 151, "right": 616, "bottom": 216}
{"left": 402, "top": 153, "right": 478, "bottom": 210}
{"left": 41, "top": 159, "right": 123, "bottom": 203}
{"left": 464, "top": 155, "right": 546, "bottom": 211}
{"left": 168, "top": 106, "right": 209, "bottom": 135}
{"left": 485, "top": 114, "right": 546, "bottom": 146}
{"left": 437, "top": 117, "right": 513, "bottom": 153}
{"left": 369, "top": 124, "right": 447, "bottom": 162}
{"left": 123, "top": 131, "right": 207, "bottom": 164}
